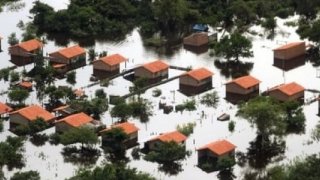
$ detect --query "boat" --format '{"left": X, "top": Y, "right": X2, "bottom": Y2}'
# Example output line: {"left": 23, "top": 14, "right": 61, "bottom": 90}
{"left": 217, "top": 113, "right": 230, "bottom": 121}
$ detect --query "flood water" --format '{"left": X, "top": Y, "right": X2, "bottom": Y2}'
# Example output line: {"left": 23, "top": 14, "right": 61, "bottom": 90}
{"left": 1, "top": 1, "right": 320, "bottom": 180}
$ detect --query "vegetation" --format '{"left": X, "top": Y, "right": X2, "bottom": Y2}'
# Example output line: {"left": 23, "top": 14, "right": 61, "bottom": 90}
{"left": 8, "top": 32, "right": 19, "bottom": 46}
{"left": 9, "top": 71, "right": 20, "bottom": 83}
{"left": 152, "top": 88, "right": 162, "bottom": 97}
{"left": 11, "top": 170, "right": 40, "bottom": 180}
{"left": 0, "top": 136, "right": 25, "bottom": 170}
{"left": 228, "top": 121, "right": 235, "bottom": 132}
{"left": 60, "top": 127, "right": 98, "bottom": 150}
{"left": 68, "top": 163, "right": 155, "bottom": 180}
{"left": 200, "top": 91, "right": 219, "bottom": 108}
{"left": 101, "top": 128, "right": 128, "bottom": 161}
{"left": 176, "top": 122, "right": 196, "bottom": 136}
{"left": 70, "top": 97, "right": 108, "bottom": 120}
{"left": 111, "top": 99, "right": 152, "bottom": 122}
{"left": 8, "top": 88, "right": 30, "bottom": 105}
{"left": 66, "top": 71, "right": 76, "bottom": 86}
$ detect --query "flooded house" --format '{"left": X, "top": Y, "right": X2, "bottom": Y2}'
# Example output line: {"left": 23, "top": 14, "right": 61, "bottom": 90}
{"left": 144, "top": 131, "right": 187, "bottom": 151}
{"left": 266, "top": 82, "right": 305, "bottom": 102}
{"left": 225, "top": 75, "right": 261, "bottom": 103}
{"left": 9, "top": 105, "right": 55, "bottom": 129}
{"left": 134, "top": 60, "right": 169, "bottom": 82}
{"left": 179, "top": 68, "right": 213, "bottom": 96}
{"left": 197, "top": 140, "right": 236, "bottom": 171}
{"left": 0, "top": 102, "right": 12, "bottom": 118}
{"left": 100, "top": 122, "right": 139, "bottom": 148}
{"left": 9, "top": 39, "right": 43, "bottom": 66}
{"left": 92, "top": 53, "right": 127, "bottom": 78}
{"left": 55, "top": 112, "right": 95, "bottom": 133}
{"left": 49, "top": 45, "right": 86, "bottom": 73}
{"left": 273, "top": 42, "right": 306, "bottom": 70}
{"left": 18, "top": 81, "right": 33, "bottom": 91}
{"left": 183, "top": 33, "right": 209, "bottom": 54}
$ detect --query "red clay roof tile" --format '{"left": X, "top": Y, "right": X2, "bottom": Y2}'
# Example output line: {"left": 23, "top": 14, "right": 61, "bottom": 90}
{"left": 51, "top": 45, "right": 85, "bottom": 59}
{"left": 227, "top": 75, "right": 260, "bottom": 89}
{"left": 197, "top": 139, "right": 236, "bottom": 156}
{"left": 11, "top": 105, "right": 54, "bottom": 122}
{"left": 150, "top": 131, "right": 187, "bottom": 143}
{"left": 273, "top": 42, "right": 305, "bottom": 51}
{"left": 16, "top": 39, "right": 43, "bottom": 52}
{"left": 184, "top": 68, "right": 213, "bottom": 81}
{"left": 57, "top": 112, "right": 93, "bottom": 127}
{"left": 0, "top": 102, "right": 12, "bottom": 115}
{"left": 98, "top": 54, "right": 127, "bottom": 66}
{"left": 101, "top": 122, "right": 139, "bottom": 135}
{"left": 273, "top": 82, "right": 304, "bottom": 96}
{"left": 142, "top": 60, "right": 169, "bottom": 73}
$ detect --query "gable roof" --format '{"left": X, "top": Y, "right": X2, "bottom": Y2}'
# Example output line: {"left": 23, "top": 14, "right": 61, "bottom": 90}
{"left": 197, "top": 140, "right": 236, "bottom": 156}
{"left": 142, "top": 60, "right": 169, "bottom": 73}
{"left": 97, "top": 54, "right": 127, "bottom": 66}
{"left": 274, "top": 42, "right": 305, "bottom": 51}
{"left": 11, "top": 105, "right": 54, "bottom": 122}
{"left": 15, "top": 39, "right": 43, "bottom": 52}
{"left": 100, "top": 122, "right": 139, "bottom": 135}
{"left": 150, "top": 131, "right": 187, "bottom": 143}
{"left": 50, "top": 45, "right": 85, "bottom": 59}
{"left": 0, "top": 102, "right": 12, "bottom": 115}
{"left": 270, "top": 82, "right": 304, "bottom": 96}
{"left": 183, "top": 68, "right": 213, "bottom": 81}
{"left": 226, "top": 75, "right": 260, "bottom": 89}
{"left": 57, "top": 112, "right": 93, "bottom": 127}
{"left": 19, "top": 81, "right": 32, "bottom": 89}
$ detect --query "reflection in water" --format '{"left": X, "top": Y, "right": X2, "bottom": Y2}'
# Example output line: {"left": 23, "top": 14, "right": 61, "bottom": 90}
{"left": 158, "top": 162, "right": 183, "bottom": 176}
{"left": 214, "top": 60, "right": 253, "bottom": 78}
{"left": 29, "top": 134, "right": 49, "bottom": 147}
{"left": 61, "top": 146, "right": 100, "bottom": 167}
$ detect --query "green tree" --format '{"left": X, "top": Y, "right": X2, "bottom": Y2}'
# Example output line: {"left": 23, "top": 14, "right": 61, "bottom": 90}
{"left": 10, "top": 71, "right": 20, "bottom": 83}
{"left": 200, "top": 91, "right": 219, "bottom": 108}
{"left": 66, "top": 71, "right": 76, "bottom": 86}
{"left": 0, "top": 136, "right": 25, "bottom": 170}
{"left": 8, "top": 32, "right": 19, "bottom": 46}
{"left": 95, "top": 89, "right": 106, "bottom": 99}
{"left": 60, "top": 127, "right": 98, "bottom": 150}
{"left": 29, "top": 117, "right": 49, "bottom": 135}
{"left": 68, "top": 163, "right": 155, "bottom": 180}
{"left": 101, "top": 128, "right": 128, "bottom": 160}
{"left": 8, "top": 88, "right": 30, "bottom": 105}
{"left": 176, "top": 122, "right": 196, "bottom": 137}
{"left": 88, "top": 48, "right": 97, "bottom": 62}
{"left": 237, "top": 96, "right": 286, "bottom": 138}
{"left": 111, "top": 103, "right": 133, "bottom": 121}
{"left": 214, "top": 33, "right": 253, "bottom": 61}
{"left": 11, "top": 170, "right": 40, "bottom": 180}
{"left": 144, "top": 141, "right": 191, "bottom": 163}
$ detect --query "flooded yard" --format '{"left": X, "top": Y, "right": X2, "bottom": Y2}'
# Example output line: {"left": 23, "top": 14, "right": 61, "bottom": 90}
{"left": 1, "top": 1, "right": 320, "bottom": 179}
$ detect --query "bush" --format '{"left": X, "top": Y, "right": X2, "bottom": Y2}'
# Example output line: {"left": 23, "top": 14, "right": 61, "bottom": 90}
{"left": 228, "top": 121, "right": 235, "bottom": 132}
{"left": 176, "top": 122, "right": 196, "bottom": 136}
{"left": 200, "top": 91, "right": 219, "bottom": 108}
{"left": 131, "top": 147, "right": 140, "bottom": 160}
{"left": 152, "top": 88, "right": 162, "bottom": 97}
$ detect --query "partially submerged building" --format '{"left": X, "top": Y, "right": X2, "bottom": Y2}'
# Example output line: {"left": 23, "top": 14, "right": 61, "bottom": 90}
{"left": 225, "top": 75, "right": 260, "bottom": 103}
{"left": 55, "top": 112, "right": 95, "bottom": 133}
{"left": 49, "top": 45, "right": 86, "bottom": 73}
{"left": 92, "top": 53, "right": 127, "bottom": 78}
{"left": 144, "top": 131, "right": 187, "bottom": 151}
{"left": 9, "top": 105, "right": 55, "bottom": 129}
{"left": 267, "top": 82, "right": 304, "bottom": 102}
{"left": 273, "top": 42, "right": 306, "bottom": 70}
{"left": 9, "top": 39, "right": 43, "bottom": 66}
{"left": 0, "top": 102, "right": 12, "bottom": 118}
{"left": 134, "top": 60, "right": 169, "bottom": 82}
{"left": 183, "top": 32, "right": 209, "bottom": 54}
{"left": 179, "top": 68, "right": 213, "bottom": 96}
{"left": 100, "top": 122, "right": 139, "bottom": 148}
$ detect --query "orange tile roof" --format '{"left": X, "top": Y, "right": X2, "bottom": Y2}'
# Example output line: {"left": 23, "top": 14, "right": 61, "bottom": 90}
{"left": 19, "top": 81, "right": 32, "bottom": 88}
{"left": 0, "top": 102, "right": 12, "bottom": 115}
{"left": 184, "top": 68, "right": 213, "bottom": 81}
{"left": 74, "top": 89, "right": 85, "bottom": 97}
{"left": 51, "top": 45, "right": 85, "bottom": 59}
{"left": 11, "top": 105, "right": 54, "bottom": 122}
{"left": 273, "top": 82, "right": 304, "bottom": 96}
{"left": 197, "top": 140, "right": 236, "bottom": 156}
{"left": 227, "top": 75, "right": 260, "bottom": 89}
{"left": 52, "top": 105, "right": 69, "bottom": 112}
{"left": 98, "top": 54, "right": 127, "bottom": 66}
{"left": 150, "top": 131, "right": 187, "bottom": 143}
{"left": 52, "top": 63, "right": 67, "bottom": 68}
{"left": 16, "top": 39, "right": 43, "bottom": 52}
{"left": 101, "top": 122, "right": 139, "bottom": 135}
{"left": 57, "top": 112, "right": 93, "bottom": 127}
{"left": 274, "top": 42, "right": 305, "bottom": 51}
{"left": 142, "top": 60, "right": 169, "bottom": 73}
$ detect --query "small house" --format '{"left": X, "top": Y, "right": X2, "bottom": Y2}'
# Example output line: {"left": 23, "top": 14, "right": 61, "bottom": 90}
{"left": 134, "top": 60, "right": 169, "bottom": 82}
{"left": 179, "top": 68, "right": 213, "bottom": 96}
{"left": 55, "top": 112, "right": 94, "bottom": 133}
{"left": 225, "top": 75, "right": 260, "bottom": 103}
{"left": 0, "top": 102, "right": 12, "bottom": 118}
{"left": 9, "top": 105, "right": 55, "bottom": 129}
{"left": 144, "top": 131, "right": 187, "bottom": 151}
{"left": 197, "top": 139, "right": 236, "bottom": 167}
{"left": 183, "top": 32, "right": 209, "bottom": 47}
{"left": 100, "top": 122, "right": 139, "bottom": 148}
{"left": 267, "top": 82, "right": 304, "bottom": 102}
{"left": 18, "top": 81, "right": 33, "bottom": 91}
{"left": 9, "top": 39, "right": 43, "bottom": 66}
{"left": 92, "top": 53, "right": 127, "bottom": 78}
{"left": 49, "top": 45, "right": 86, "bottom": 73}
{"left": 273, "top": 42, "right": 306, "bottom": 70}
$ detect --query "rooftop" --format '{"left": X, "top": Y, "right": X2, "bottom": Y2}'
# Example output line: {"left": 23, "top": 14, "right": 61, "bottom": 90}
{"left": 57, "top": 112, "right": 93, "bottom": 127}
{"left": 101, "top": 122, "right": 139, "bottom": 135}
{"left": 14, "top": 39, "right": 43, "bottom": 52}
{"left": 50, "top": 45, "right": 85, "bottom": 59}
{"left": 0, "top": 102, "right": 12, "bottom": 115}
{"left": 150, "top": 131, "right": 187, "bottom": 143}
{"left": 270, "top": 82, "right": 304, "bottom": 96}
{"left": 98, "top": 53, "right": 127, "bottom": 66}
{"left": 274, "top": 42, "right": 305, "bottom": 51}
{"left": 142, "top": 60, "right": 169, "bottom": 73}
{"left": 11, "top": 105, "right": 54, "bottom": 122}
{"left": 226, "top": 75, "right": 260, "bottom": 89}
{"left": 183, "top": 68, "right": 213, "bottom": 81}
{"left": 197, "top": 139, "right": 236, "bottom": 156}
{"left": 19, "top": 81, "right": 32, "bottom": 89}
